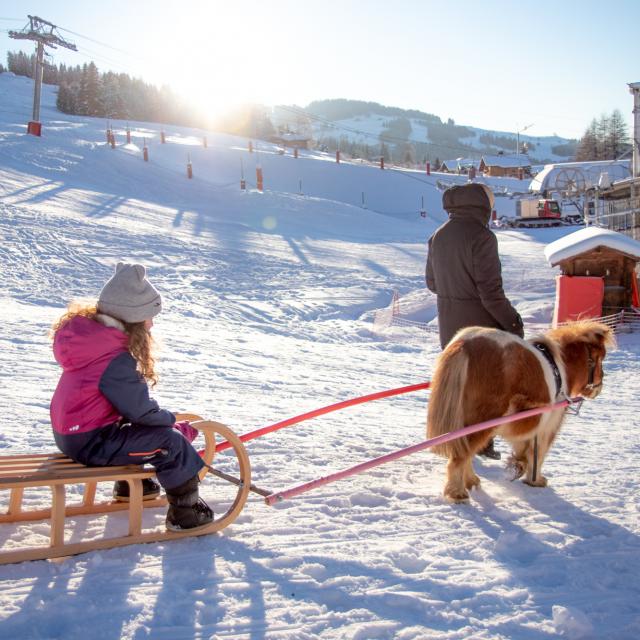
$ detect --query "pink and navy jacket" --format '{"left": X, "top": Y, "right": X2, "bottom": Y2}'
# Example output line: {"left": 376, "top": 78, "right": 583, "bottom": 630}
{"left": 50, "top": 315, "right": 175, "bottom": 435}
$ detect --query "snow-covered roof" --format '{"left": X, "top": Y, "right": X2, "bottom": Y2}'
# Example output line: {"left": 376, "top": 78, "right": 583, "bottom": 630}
{"left": 481, "top": 154, "right": 530, "bottom": 168}
{"left": 544, "top": 226, "right": 640, "bottom": 265}
{"left": 440, "top": 158, "right": 477, "bottom": 170}
{"left": 529, "top": 160, "right": 631, "bottom": 194}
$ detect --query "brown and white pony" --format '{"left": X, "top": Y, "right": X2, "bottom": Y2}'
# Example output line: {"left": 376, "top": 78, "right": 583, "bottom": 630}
{"left": 427, "top": 321, "right": 614, "bottom": 503}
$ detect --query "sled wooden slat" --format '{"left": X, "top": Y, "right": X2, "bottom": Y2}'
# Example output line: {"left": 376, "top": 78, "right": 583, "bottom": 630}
{"left": 0, "top": 495, "right": 167, "bottom": 523}
{"left": 82, "top": 481, "right": 97, "bottom": 507}
{"left": 0, "top": 452, "right": 68, "bottom": 461}
{"left": 0, "top": 416, "right": 251, "bottom": 565}
{"left": 50, "top": 485, "right": 66, "bottom": 548}
{"left": 128, "top": 480, "right": 143, "bottom": 537}
{"left": 1, "top": 524, "right": 234, "bottom": 564}
{"left": 0, "top": 458, "right": 97, "bottom": 471}
{"left": 0, "top": 456, "right": 137, "bottom": 473}
{"left": 0, "top": 467, "right": 161, "bottom": 487}
{"left": 8, "top": 487, "right": 24, "bottom": 515}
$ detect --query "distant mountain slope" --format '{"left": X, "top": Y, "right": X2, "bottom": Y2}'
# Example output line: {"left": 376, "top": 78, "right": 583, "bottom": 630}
{"left": 273, "top": 98, "right": 576, "bottom": 165}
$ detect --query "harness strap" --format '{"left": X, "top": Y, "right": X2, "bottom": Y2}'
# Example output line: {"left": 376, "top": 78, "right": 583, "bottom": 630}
{"left": 531, "top": 342, "right": 562, "bottom": 485}
{"left": 533, "top": 342, "right": 562, "bottom": 397}
{"left": 586, "top": 351, "right": 596, "bottom": 389}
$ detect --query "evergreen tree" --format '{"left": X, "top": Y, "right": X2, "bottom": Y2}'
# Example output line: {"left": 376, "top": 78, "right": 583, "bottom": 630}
{"left": 7, "top": 51, "right": 33, "bottom": 77}
{"left": 100, "top": 72, "right": 126, "bottom": 120}
{"left": 607, "top": 109, "right": 628, "bottom": 159}
{"left": 575, "top": 111, "right": 629, "bottom": 161}
{"left": 56, "top": 82, "right": 77, "bottom": 113}
{"left": 576, "top": 119, "right": 599, "bottom": 161}
{"left": 595, "top": 114, "right": 610, "bottom": 159}
{"left": 42, "top": 59, "right": 58, "bottom": 85}
{"left": 78, "top": 62, "right": 101, "bottom": 116}
{"left": 401, "top": 141, "right": 416, "bottom": 166}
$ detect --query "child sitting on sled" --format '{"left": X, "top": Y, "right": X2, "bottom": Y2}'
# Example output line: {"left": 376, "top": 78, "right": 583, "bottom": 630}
{"left": 50, "top": 262, "right": 213, "bottom": 531}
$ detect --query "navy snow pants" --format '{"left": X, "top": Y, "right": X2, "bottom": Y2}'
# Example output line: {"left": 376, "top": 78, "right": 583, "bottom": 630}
{"left": 55, "top": 422, "right": 204, "bottom": 492}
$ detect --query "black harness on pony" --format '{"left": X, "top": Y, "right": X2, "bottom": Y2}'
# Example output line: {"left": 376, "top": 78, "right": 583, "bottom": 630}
{"left": 531, "top": 342, "right": 564, "bottom": 483}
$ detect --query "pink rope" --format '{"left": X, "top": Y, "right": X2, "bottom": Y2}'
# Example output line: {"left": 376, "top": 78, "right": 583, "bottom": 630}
{"left": 211, "top": 381, "right": 431, "bottom": 454}
{"left": 265, "top": 397, "right": 580, "bottom": 505}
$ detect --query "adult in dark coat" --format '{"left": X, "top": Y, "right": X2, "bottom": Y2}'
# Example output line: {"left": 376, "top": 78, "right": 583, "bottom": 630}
{"left": 426, "top": 182, "right": 524, "bottom": 459}
{"left": 426, "top": 182, "right": 523, "bottom": 349}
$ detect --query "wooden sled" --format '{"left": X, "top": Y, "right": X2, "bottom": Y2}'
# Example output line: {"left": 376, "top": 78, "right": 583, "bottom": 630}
{"left": 0, "top": 415, "right": 250, "bottom": 565}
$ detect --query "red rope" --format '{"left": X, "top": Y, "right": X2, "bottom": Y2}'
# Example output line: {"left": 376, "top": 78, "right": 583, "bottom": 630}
{"left": 265, "top": 397, "right": 582, "bottom": 505}
{"left": 210, "top": 381, "right": 431, "bottom": 454}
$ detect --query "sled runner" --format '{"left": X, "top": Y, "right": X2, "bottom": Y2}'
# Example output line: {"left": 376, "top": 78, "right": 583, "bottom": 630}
{"left": 0, "top": 415, "right": 250, "bottom": 565}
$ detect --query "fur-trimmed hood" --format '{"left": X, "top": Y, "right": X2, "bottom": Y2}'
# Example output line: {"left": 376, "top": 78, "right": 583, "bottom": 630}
{"left": 53, "top": 315, "right": 128, "bottom": 372}
{"left": 442, "top": 183, "right": 495, "bottom": 225}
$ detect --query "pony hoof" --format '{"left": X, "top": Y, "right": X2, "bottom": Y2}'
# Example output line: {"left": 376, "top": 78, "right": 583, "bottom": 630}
{"left": 523, "top": 476, "right": 548, "bottom": 487}
{"left": 506, "top": 457, "right": 525, "bottom": 481}
{"left": 465, "top": 476, "right": 481, "bottom": 490}
{"left": 445, "top": 491, "right": 470, "bottom": 503}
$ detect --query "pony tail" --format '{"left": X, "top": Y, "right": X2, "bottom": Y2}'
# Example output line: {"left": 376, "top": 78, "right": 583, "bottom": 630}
{"left": 427, "top": 342, "right": 470, "bottom": 458}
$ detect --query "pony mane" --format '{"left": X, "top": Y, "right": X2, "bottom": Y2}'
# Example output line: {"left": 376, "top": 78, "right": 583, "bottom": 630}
{"left": 546, "top": 320, "right": 615, "bottom": 349}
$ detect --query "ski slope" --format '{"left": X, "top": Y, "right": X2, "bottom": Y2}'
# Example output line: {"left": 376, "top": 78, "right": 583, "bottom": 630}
{"left": 0, "top": 72, "right": 639, "bottom": 640}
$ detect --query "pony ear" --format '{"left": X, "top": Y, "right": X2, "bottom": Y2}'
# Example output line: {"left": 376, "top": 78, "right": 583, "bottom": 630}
{"left": 593, "top": 325, "right": 615, "bottom": 349}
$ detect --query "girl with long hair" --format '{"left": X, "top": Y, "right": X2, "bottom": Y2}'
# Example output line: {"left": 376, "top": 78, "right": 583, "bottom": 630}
{"left": 50, "top": 262, "right": 212, "bottom": 531}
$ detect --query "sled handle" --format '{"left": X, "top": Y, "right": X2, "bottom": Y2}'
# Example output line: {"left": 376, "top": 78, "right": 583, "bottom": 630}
{"left": 175, "top": 414, "right": 251, "bottom": 533}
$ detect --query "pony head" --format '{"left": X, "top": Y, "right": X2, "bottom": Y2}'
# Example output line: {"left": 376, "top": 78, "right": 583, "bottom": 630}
{"left": 545, "top": 321, "right": 614, "bottom": 399}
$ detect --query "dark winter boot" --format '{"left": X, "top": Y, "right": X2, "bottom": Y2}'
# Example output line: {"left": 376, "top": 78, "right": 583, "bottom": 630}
{"left": 165, "top": 475, "right": 214, "bottom": 532}
{"left": 113, "top": 477, "right": 161, "bottom": 502}
{"left": 478, "top": 438, "right": 501, "bottom": 460}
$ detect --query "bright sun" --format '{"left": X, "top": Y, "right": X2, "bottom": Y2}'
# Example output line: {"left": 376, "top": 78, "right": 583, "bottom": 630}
{"left": 160, "top": 6, "right": 301, "bottom": 124}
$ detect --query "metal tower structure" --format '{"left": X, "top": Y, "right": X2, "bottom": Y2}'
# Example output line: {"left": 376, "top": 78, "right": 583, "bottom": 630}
{"left": 9, "top": 15, "right": 77, "bottom": 136}
{"left": 629, "top": 82, "right": 640, "bottom": 179}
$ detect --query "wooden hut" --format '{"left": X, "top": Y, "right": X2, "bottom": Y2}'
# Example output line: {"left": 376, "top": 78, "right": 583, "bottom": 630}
{"left": 545, "top": 227, "right": 640, "bottom": 319}
{"left": 438, "top": 160, "right": 456, "bottom": 173}
{"left": 270, "top": 132, "right": 311, "bottom": 149}
{"left": 479, "top": 154, "right": 531, "bottom": 178}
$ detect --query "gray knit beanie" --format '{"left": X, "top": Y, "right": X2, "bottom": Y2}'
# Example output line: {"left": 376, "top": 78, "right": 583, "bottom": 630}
{"left": 97, "top": 262, "right": 162, "bottom": 323}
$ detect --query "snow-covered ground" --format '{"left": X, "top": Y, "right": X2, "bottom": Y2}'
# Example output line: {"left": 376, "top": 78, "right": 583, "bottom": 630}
{"left": 0, "top": 72, "right": 638, "bottom": 639}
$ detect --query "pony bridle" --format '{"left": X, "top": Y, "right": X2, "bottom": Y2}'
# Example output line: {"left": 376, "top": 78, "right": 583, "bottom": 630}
{"left": 583, "top": 349, "right": 600, "bottom": 392}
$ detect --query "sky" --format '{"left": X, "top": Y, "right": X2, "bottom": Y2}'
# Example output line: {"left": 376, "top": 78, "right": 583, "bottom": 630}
{"left": 1, "top": 0, "right": 639, "bottom": 140}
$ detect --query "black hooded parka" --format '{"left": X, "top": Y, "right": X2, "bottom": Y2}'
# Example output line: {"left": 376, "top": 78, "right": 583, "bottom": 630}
{"left": 426, "top": 183, "right": 523, "bottom": 349}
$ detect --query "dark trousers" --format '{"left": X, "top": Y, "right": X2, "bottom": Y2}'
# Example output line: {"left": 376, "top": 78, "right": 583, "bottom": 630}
{"left": 54, "top": 423, "right": 204, "bottom": 492}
